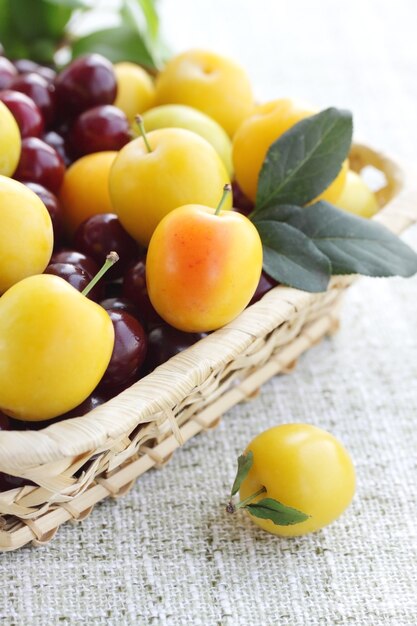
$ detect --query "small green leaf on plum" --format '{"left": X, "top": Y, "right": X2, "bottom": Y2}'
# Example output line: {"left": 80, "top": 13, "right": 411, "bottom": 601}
{"left": 246, "top": 498, "right": 310, "bottom": 526}
{"left": 231, "top": 451, "right": 253, "bottom": 497}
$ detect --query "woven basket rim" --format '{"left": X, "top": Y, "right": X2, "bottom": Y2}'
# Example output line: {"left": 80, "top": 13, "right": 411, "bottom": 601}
{"left": 0, "top": 142, "right": 415, "bottom": 473}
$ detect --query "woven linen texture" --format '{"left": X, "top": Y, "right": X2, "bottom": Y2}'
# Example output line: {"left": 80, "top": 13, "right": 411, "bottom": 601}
{"left": 2, "top": 247, "right": 416, "bottom": 626}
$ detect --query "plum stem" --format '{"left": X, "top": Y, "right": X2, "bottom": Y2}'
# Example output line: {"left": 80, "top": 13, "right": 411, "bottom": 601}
{"left": 135, "top": 115, "right": 152, "bottom": 153}
{"left": 215, "top": 183, "right": 232, "bottom": 215}
{"left": 226, "top": 485, "right": 266, "bottom": 514}
{"left": 82, "top": 251, "right": 119, "bottom": 297}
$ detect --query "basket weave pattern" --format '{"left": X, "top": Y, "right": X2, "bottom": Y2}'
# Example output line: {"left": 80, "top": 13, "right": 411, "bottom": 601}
{"left": 0, "top": 144, "right": 415, "bottom": 551}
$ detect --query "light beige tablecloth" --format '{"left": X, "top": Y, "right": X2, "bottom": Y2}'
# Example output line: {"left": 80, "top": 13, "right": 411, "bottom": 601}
{"left": 2, "top": 1, "right": 417, "bottom": 624}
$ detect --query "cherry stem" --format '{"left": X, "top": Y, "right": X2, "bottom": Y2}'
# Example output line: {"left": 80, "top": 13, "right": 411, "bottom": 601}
{"left": 226, "top": 486, "right": 266, "bottom": 514}
{"left": 215, "top": 183, "right": 232, "bottom": 216}
{"left": 135, "top": 114, "right": 152, "bottom": 153}
{"left": 81, "top": 251, "right": 119, "bottom": 297}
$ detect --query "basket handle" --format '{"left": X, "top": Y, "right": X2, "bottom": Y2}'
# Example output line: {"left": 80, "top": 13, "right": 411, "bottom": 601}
{"left": 350, "top": 144, "right": 417, "bottom": 234}
{"left": 374, "top": 162, "right": 417, "bottom": 235}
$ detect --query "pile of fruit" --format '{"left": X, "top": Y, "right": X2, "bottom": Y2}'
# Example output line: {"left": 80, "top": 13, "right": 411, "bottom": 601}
{"left": 2, "top": 42, "right": 417, "bottom": 542}
{"left": 0, "top": 45, "right": 413, "bottom": 453}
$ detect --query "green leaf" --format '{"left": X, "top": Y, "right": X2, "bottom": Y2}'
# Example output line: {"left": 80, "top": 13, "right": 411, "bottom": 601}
{"left": 120, "top": 0, "right": 163, "bottom": 69}
{"left": 247, "top": 498, "right": 310, "bottom": 526}
{"left": 255, "top": 107, "right": 353, "bottom": 211}
{"left": 250, "top": 204, "right": 299, "bottom": 224}
{"left": 0, "top": 0, "right": 14, "bottom": 51}
{"left": 0, "top": 38, "right": 30, "bottom": 61}
{"left": 281, "top": 201, "right": 417, "bottom": 277}
{"left": 124, "top": 0, "right": 159, "bottom": 40}
{"left": 231, "top": 451, "right": 253, "bottom": 497}
{"left": 254, "top": 220, "right": 331, "bottom": 292}
{"left": 29, "top": 39, "right": 58, "bottom": 64}
{"left": 71, "top": 24, "right": 158, "bottom": 69}
{"left": 9, "top": 0, "right": 72, "bottom": 39}
{"left": 42, "top": 4, "right": 74, "bottom": 39}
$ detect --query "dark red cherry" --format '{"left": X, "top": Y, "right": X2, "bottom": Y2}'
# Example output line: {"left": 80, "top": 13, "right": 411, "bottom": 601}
{"left": 232, "top": 180, "right": 254, "bottom": 216}
{"left": 0, "top": 56, "right": 17, "bottom": 89}
{"left": 0, "top": 411, "right": 36, "bottom": 491}
{"left": 146, "top": 325, "right": 207, "bottom": 372}
{"left": 0, "top": 471, "right": 35, "bottom": 491}
{"left": 23, "top": 182, "right": 64, "bottom": 246}
{"left": 43, "top": 130, "right": 71, "bottom": 166}
{"left": 123, "top": 258, "right": 164, "bottom": 331}
{"left": 44, "top": 262, "right": 95, "bottom": 296}
{"left": 100, "top": 297, "right": 139, "bottom": 319}
{"left": 103, "top": 280, "right": 123, "bottom": 300}
{"left": 38, "top": 67, "right": 57, "bottom": 83}
{"left": 52, "top": 391, "right": 108, "bottom": 421}
{"left": 14, "top": 59, "right": 56, "bottom": 83}
{"left": 68, "top": 105, "right": 130, "bottom": 157}
{"left": 74, "top": 213, "right": 140, "bottom": 279}
{"left": 14, "top": 137, "right": 65, "bottom": 193}
{"left": 100, "top": 310, "right": 147, "bottom": 388}
{"left": 55, "top": 54, "right": 117, "bottom": 117}
{"left": 0, "top": 89, "right": 44, "bottom": 137}
{"left": 50, "top": 250, "right": 103, "bottom": 299}
{"left": 13, "top": 58, "right": 40, "bottom": 74}
{"left": 50, "top": 249, "right": 99, "bottom": 278}
{"left": 53, "top": 118, "right": 71, "bottom": 136}
{"left": 249, "top": 271, "right": 279, "bottom": 305}
{"left": 0, "top": 411, "right": 11, "bottom": 430}
{"left": 98, "top": 379, "right": 139, "bottom": 399}
{"left": 9, "top": 72, "right": 55, "bottom": 126}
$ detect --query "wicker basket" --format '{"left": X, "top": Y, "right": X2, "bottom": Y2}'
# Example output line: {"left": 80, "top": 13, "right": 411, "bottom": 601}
{"left": 0, "top": 143, "right": 416, "bottom": 552}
